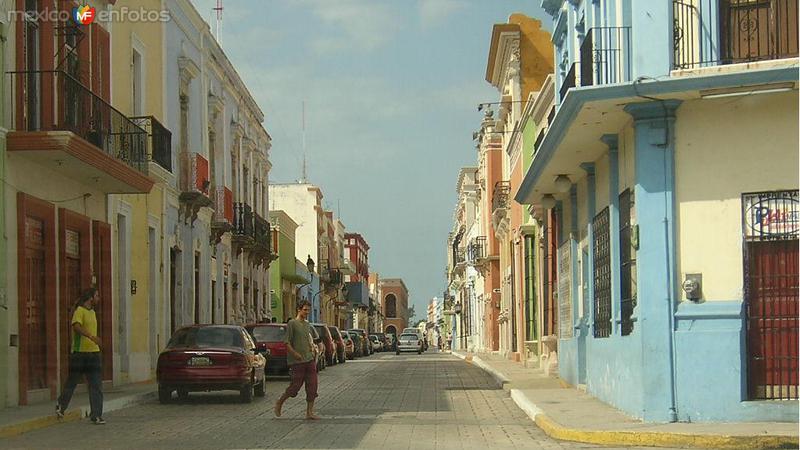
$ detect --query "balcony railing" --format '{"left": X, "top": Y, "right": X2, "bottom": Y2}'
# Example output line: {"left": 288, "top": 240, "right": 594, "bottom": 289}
{"left": 468, "top": 236, "right": 487, "bottom": 263}
{"left": 533, "top": 128, "right": 546, "bottom": 154}
{"left": 8, "top": 70, "right": 148, "bottom": 174}
{"left": 213, "top": 186, "right": 234, "bottom": 225}
{"left": 130, "top": 115, "right": 172, "bottom": 172}
{"left": 492, "top": 181, "right": 511, "bottom": 213}
{"left": 180, "top": 152, "right": 210, "bottom": 196}
{"left": 673, "top": 0, "right": 798, "bottom": 70}
{"left": 580, "top": 27, "right": 632, "bottom": 87}
{"left": 233, "top": 202, "right": 254, "bottom": 238}
{"left": 254, "top": 213, "right": 270, "bottom": 252}
{"left": 559, "top": 63, "right": 577, "bottom": 101}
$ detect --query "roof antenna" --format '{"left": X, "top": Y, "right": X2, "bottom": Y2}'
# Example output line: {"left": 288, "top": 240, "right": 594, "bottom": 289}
{"left": 301, "top": 100, "right": 307, "bottom": 183}
{"left": 213, "top": 0, "right": 223, "bottom": 42}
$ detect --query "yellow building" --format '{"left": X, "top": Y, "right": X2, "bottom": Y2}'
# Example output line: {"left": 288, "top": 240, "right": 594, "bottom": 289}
{"left": 109, "top": 0, "right": 172, "bottom": 384}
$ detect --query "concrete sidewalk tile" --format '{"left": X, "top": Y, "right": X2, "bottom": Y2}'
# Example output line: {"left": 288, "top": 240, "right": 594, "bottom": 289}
{"left": 459, "top": 351, "right": 799, "bottom": 450}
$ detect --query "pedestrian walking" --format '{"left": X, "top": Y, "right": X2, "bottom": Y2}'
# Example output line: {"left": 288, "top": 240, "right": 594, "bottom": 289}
{"left": 55, "top": 287, "right": 105, "bottom": 424}
{"left": 273, "top": 300, "right": 320, "bottom": 420}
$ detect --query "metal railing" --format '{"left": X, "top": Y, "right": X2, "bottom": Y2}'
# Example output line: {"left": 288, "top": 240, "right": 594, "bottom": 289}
{"left": 580, "top": 27, "right": 632, "bottom": 87}
{"left": 468, "top": 236, "right": 487, "bottom": 263}
{"left": 8, "top": 70, "right": 148, "bottom": 175}
{"left": 673, "top": 0, "right": 798, "bottom": 70}
{"left": 233, "top": 202, "right": 254, "bottom": 238}
{"left": 254, "top": 213, "right": 270, "bottom": 252}
{"left": 534, "top": 128, "right": 546, "bottom": 154}
{"left": 559, "top": 63, "right": 577, "bottom": 101}
{"left": 492, "top": 181, "right": 511, "bottom": 213}
{"left": 129, "top": 115, "right": 172, "bottom": 172}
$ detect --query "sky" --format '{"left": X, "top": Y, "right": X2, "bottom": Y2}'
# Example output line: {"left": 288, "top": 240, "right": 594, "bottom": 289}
{"left": 189, "top": 0, "right": 552, "bottom": 321}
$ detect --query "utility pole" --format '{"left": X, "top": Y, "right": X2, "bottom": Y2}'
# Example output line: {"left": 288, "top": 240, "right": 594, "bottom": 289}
{"left": 301, "top": 100, "right": 307, "bottom": 183}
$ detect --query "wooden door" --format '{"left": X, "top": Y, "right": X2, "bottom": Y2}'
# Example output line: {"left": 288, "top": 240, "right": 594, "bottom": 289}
{"left": 746, "top": 240, "right": 799, "bottom": 400}
{"left": 24, "top": 218, "right": 47, "bottom": 390}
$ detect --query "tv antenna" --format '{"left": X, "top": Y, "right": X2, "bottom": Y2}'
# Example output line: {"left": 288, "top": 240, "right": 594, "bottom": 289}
{"left": 213, "top": 0, "right": 223, "bottom": 42}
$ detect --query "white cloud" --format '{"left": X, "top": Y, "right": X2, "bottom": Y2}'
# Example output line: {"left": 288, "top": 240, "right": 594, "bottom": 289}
{"left": 299, "top": 0, "right": 401, "bottom": 54}
{"left": 419, "top": 0, "right": 465, "bottom": 27}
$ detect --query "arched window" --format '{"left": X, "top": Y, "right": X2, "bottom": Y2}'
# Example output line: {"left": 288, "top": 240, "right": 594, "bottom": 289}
{"left": 385, "top": 294, "right": 397, "bottom": 318}
{"left": 386, "top": 325, "right": 397, "bottom": 336}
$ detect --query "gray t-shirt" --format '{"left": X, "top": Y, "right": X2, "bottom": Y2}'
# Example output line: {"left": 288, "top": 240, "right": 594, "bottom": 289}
{"left": 284, "top": 319, "right": 315, "bottom": 365}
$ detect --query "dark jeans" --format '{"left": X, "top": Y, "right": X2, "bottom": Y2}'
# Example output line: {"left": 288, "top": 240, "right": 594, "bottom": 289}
{"left": 58, "top": 352, "right": 103, "bottom": 420}
{"left": 283, "top": 360, "right": 318, "bottom": 402}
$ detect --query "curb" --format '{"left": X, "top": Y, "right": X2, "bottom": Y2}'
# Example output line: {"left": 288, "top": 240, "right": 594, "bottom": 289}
{"left": 0, "top": 390, "right": 155, "bottom": 439}
{"left": 452, "top": 351, "right": 510, "bottom": 389}
{"left": 509, "top": 388, "right": 799, "bottom": 450}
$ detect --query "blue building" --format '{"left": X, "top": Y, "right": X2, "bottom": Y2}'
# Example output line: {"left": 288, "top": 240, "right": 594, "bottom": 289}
{"left": 516, "top": 0, "right": 798, "bottom": 422}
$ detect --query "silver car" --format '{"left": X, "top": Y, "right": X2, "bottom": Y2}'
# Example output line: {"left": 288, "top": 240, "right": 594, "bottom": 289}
{"left": 395, "top": 333, "right": 423, "bottom": 355}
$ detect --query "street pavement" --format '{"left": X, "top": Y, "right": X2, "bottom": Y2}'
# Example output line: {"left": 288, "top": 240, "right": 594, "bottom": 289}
{"left": 0, "top": 351, "right": 686, "bottom": 449}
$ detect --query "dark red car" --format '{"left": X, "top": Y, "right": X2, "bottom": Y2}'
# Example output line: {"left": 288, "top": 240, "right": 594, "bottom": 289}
{"left": 328, "top": 326, "right": 347, "bottom": 364}
{"left": 311, "top": 323, "right": 337, "bottom": 367}
{"left": 157, "top": 325, "right": 267, "bottom": 404}
{"left": 245, "top": 323, "right": 289, "bottom": 375}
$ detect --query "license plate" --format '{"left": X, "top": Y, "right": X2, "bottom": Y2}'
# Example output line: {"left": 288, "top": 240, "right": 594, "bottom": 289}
{"left": 189, "top": 356, "right": 211, "bottom": 366}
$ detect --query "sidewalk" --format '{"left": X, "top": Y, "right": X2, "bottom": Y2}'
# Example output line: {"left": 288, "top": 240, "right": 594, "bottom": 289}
{"left": 452, "top": 351, "right": 798, "bottom": 450}
{"left": 0, "top": 381, "right": 156, "bottom": 438}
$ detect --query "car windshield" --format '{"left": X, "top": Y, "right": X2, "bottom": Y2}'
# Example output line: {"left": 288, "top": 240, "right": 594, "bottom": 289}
{"left": 168, "top": 327, "right": 244, "bottom": 349}
{"left": 329, "top": 327, "right": 341, "bottom": 338}
{"left": 400, "top": 334, "right": 418, "bottom": 340}
{"left": 249, "top": 326, "right": 285, "bottom": 342}
{"left": 313, "top": 325, "right": 327, "bottom": 338}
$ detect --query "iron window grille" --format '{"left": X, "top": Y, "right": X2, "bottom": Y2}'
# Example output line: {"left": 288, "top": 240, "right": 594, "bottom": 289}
{"left": 593, "top": 207, "right": 612, "bottom": 338}
{"left": 619, "top": 189, "right": 637, "bottom": 336}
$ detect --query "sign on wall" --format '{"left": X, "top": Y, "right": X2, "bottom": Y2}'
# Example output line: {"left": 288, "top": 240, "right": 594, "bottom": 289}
{"left": 743, "top": 190, "right": 799, "bottom": 241}
{"left": 558, "top": 240, "right": 573, "bottom": 339}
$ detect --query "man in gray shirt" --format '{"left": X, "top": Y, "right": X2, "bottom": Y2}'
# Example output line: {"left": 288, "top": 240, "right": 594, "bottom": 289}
{"left": 274, "top": 300, "right": 320, "bottom": 419}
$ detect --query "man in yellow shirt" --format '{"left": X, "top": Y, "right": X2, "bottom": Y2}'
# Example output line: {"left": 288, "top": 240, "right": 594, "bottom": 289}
{"left": 56, "top": 288, "right": 105, "bottom": 424}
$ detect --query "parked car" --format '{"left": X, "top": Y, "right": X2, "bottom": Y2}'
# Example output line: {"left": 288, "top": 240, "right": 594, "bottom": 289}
{"left": 396, "top": 332, "right": 423, "bottom": 355}
{"left": 309, "top": 324, "right": 326, "bottom": 371}
{"left": 348, "top": 331, "right": 363, "bottom": 357}
{"left": 374, "top": 333, "right": 389, "bottom": 351}
{"left": 311, "top": 323, "right": 337, "bottom": 367}
{"left": 245, "top": 323, "right": 288, "bottom": 375}
{"left": 157, "top": 325, "right": 267, "bottom": 404}
{"left": 341, "top": 332, "right": 355, "bottom": 359}
{"left": 328, "top": 326, "right": 347, "bottom": 363}
{"left": 368, "top": 335, "right": 382, "bottom": 352}
{"left": 349, "top": 329, "right": 371, "bottom": 355}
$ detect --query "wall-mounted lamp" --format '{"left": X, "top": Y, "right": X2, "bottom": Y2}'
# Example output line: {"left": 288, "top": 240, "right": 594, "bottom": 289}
{"left": 554, "top": 174, "right": 572, "bottom": 193}
{"left": 540, "top": 194, "right": 557, "bottom": 210}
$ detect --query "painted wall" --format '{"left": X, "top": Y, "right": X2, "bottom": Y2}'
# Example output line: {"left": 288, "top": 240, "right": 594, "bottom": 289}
{"left": 675, "top": 93, "right": 799, "bottom": 302}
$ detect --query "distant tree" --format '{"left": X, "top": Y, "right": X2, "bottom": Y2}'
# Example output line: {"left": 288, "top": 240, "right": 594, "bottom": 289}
{"left": 414, "top": 320, "right": 425, "bottom": 328}
{"left": 407, "top": 304, "right": 416, "bottom": 323}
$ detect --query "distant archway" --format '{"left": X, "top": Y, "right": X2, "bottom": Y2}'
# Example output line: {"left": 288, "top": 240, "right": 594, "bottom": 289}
{"left": 386, "top": 325, "right": 397, "bottom": 336}
{"left": 385, "top": 294, "right": 397, "bottom": 318}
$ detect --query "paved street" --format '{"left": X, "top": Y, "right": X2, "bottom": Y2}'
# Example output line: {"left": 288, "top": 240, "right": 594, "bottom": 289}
{"left": 1, "top": 352, "right": 682, "bottom": 450}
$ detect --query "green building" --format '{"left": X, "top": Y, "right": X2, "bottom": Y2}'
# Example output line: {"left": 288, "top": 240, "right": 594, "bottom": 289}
{"left": 269, "top": 211, "right": 305, "bottom": 322}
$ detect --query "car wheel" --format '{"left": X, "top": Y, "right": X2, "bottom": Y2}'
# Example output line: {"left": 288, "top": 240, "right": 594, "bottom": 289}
{"left": 240, "top": 382, "right": 254, "bottom": 403}
{"left": 158, "top": 385, "right": 172, "bottom": 404}
{"left": 177, "top": 388, "right": 189, "bottom": 401}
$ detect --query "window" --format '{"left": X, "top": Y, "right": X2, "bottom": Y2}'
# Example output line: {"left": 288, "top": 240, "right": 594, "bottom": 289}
{"left": 619, "top": 189, "right": 637, "bottom": 335}
{"left": 524, "top": 235, "right": 536, "bottom": 341}
{"left": 385, "top": 294, "right": 397, "bottom": 318}
{"left": 592, "top": 208, "right": 611, "bottom": 338}
{"left": 132, "top": 48, "right": 144, "bottom": 115}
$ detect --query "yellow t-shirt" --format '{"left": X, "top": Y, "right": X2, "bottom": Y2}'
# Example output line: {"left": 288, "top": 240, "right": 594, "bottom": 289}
{"left": 71, "top": 306, "right": 100, "bottom": 353}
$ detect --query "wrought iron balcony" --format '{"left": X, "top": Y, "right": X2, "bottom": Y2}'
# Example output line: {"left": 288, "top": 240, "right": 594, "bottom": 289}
{"left": 467, "top": 236, "right": 487, "bottom": 264}
{"left": 673, "top": 0, "right": 798, "bottom": 70}
{"left": 252, "top": 213, "right": 275, "bottom": 266}
{"left": 210, "top": 186, "right": 234, "bottom": 245}
{"left": 232, "top": 202, "right": 255, "bottom": 254}
{"left": 579, "top": 27, "right": 632, "bottom": 87}
{"left": 130, "top": 115, "right": 172, "bottom": 172}
{"left": 7, "top": 70, "right": 152, "bottom": 193}
{"left": 559, "top": 63, "right": 576, "bottom": 101}
{"left": 492, "top": 181, "right": 511, "bottom": 214}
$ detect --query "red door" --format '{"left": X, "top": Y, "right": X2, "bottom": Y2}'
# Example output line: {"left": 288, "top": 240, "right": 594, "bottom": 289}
{"left": 746, "top": 240, "right": 799, "bottom": 400}
{"left": 24, "top": 218, "right": 47, "bottom": 390}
